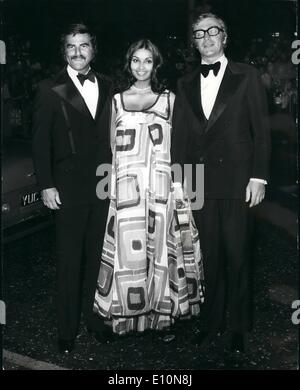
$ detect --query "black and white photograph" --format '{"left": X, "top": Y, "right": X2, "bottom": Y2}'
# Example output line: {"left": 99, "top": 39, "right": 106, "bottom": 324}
{"left": 0, "top": 0, "right": 298, "bottom": 374}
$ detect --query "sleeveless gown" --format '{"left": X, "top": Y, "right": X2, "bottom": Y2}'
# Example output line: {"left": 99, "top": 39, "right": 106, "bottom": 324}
{"left": 94, "top": 90, "right": 204, "bottom": 335}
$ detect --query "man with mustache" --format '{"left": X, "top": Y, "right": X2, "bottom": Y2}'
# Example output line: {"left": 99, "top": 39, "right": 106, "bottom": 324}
{"left": 32, "top": 23, "right": 113, "bottom": 353}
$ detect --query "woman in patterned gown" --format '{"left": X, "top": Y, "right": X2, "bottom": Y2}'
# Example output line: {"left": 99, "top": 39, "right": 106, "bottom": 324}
{"left": 94, "top": 39, "right": 204, "bottom": 336}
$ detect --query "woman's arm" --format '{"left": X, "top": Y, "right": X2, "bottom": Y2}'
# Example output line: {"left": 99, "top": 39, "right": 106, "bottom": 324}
{"left": 110, "top": 97, "right": 117, "bottom": 152}
{"left": 169, "top": 91, "right": 176, "bottom": 120}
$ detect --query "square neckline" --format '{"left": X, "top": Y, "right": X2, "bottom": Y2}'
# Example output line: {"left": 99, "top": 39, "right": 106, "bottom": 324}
{"left": 120, "top": 91, "right": 163, "bottom": 113}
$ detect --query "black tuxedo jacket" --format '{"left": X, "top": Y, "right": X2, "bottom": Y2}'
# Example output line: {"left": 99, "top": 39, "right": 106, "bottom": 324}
{"left": 171, "top": 60, "right": 271, "bottom": 200}
{"left": 32, "top": 68, "right": 113, "bottom": 207}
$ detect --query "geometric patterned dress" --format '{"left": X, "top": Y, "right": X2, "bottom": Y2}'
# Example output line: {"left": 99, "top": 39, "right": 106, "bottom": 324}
{"left": 94, "top": 90, "right": 204, "bottom": 335}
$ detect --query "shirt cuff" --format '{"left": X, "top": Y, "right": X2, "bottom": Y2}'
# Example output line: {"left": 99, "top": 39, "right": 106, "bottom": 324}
{"left": 173, "top": 182, "right": 182, "bottom": 188}
{"left": 250, "top": 178, "right": 267, "bottom": 185}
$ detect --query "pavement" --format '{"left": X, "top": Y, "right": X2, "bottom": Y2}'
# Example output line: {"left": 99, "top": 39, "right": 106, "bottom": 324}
{"left": 1, "top": 185, "right": 298, "bottom": 371}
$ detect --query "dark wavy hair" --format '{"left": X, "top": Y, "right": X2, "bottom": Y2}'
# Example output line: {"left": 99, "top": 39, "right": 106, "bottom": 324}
{"left": 60, "top": 23, "right": 97, "bottom": 61}
{"left": 118, "top": 39, "right": 165, "bottom": 93}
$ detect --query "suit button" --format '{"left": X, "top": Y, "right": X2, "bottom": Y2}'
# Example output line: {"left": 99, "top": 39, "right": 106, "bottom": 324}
{"left": 199, "top": 156, "right": 204, "bottom": 162}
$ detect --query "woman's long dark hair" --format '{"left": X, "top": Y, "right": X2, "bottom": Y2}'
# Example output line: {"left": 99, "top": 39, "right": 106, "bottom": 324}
{"left": 116, "top": 39, "right": 165, "bottom": 93}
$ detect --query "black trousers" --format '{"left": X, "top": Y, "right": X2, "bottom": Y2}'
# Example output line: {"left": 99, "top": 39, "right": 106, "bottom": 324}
{"left": 55, "top": 201, "right": 109, "bottom": 340}
{"left": 193, "top": 199, "right": 253, "bottom": 334}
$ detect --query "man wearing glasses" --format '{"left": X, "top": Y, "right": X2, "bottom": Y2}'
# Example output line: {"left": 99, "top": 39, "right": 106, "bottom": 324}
{"left": 171, "top": 13, "right": 270, "bottom": 353}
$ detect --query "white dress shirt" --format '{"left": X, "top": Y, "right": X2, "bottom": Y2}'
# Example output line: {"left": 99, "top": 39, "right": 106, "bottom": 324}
{"left": 67, "top": 65, "right": 99, "bottom": 119}
{"left": 200, "top": 55, "right": 266, "bottom": 185}
{"left": 201, "top": 54, "right": 228, "bottom": 120}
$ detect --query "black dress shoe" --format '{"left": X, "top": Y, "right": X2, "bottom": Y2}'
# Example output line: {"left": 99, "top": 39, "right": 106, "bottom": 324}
{"left": 157, "top": 328, "right": 176, "bottom": 343}
{"left": 230, "top": 332, "right": 245, "bottom": 353}
{"left": 58, "top": 338, "right": 75, "bottom": 354}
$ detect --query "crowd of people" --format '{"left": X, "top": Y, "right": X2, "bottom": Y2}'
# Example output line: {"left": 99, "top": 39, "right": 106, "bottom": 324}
{"left": 243, "top": 35, "right": 297, "bottom": 117}
{"left": 2, "top": 36, "right": 60, "bottom": 139}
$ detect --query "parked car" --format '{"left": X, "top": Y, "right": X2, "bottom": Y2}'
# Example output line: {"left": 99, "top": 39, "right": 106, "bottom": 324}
{"left": 2, "top": 138, "right": 52, "bottom": 243}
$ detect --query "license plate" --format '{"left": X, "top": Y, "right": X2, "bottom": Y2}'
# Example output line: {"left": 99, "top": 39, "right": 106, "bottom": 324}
{"left": 21, "top": 191, "right": 41, "bottom": 207}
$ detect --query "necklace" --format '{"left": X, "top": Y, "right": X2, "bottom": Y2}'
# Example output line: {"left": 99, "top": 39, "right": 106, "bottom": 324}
{"left": 131, "top": 84, "right": 152, "bottom": 93}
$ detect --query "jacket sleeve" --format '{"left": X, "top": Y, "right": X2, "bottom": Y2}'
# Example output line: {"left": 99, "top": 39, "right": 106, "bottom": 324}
{"left": 32, "top": 81, "right": 55, "bottom": 190}
{"left": 171, "top": 79, "right": 189, "bottom": 184}
{"left": 247, "top": 66, "right": 271, "bottom": 181}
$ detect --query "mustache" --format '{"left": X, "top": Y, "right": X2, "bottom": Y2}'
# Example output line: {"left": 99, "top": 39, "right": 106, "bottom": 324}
{"left": 71, "top": 55, "right": 86, "bottom": 60}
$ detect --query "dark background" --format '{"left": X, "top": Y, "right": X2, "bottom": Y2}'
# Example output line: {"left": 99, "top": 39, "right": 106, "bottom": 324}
{"left": 2, "top": 0, "right": 297, "bottom": 71}
{"left": 1, "top": 0, "right": 298, "bottom": 371}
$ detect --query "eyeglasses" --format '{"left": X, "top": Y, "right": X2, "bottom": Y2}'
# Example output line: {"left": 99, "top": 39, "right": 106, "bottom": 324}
{"left": 193, "top": 26, "right": 224, "bottom": 39}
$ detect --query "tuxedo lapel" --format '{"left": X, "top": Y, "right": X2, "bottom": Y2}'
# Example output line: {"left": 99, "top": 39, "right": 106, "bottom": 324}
{"left": 184, "top": 67, "right": 207, "bottom": 129}
{"left": 95, "top": 74, "right": 110, "bottom": 121}
{"left": 206, "top": 62, "right": 245, "bottom": 132}
{"left": 52, "top": 68, "right": 94, "bottom": 120}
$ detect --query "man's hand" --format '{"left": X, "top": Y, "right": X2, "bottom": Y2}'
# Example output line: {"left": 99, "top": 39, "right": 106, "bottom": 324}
{"left": 41, "top": 187, "right": 62, "bottom": 210}
{"left": 245, "top": 181, "right": 265, "bottom": 208}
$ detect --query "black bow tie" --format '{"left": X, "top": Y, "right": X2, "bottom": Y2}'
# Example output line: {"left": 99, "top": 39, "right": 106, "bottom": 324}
{"left": 200, "top": 61, "right": 221, "bottom": 77}
{"left": 77, "top": 70, "right": 96, "bottom": 85}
